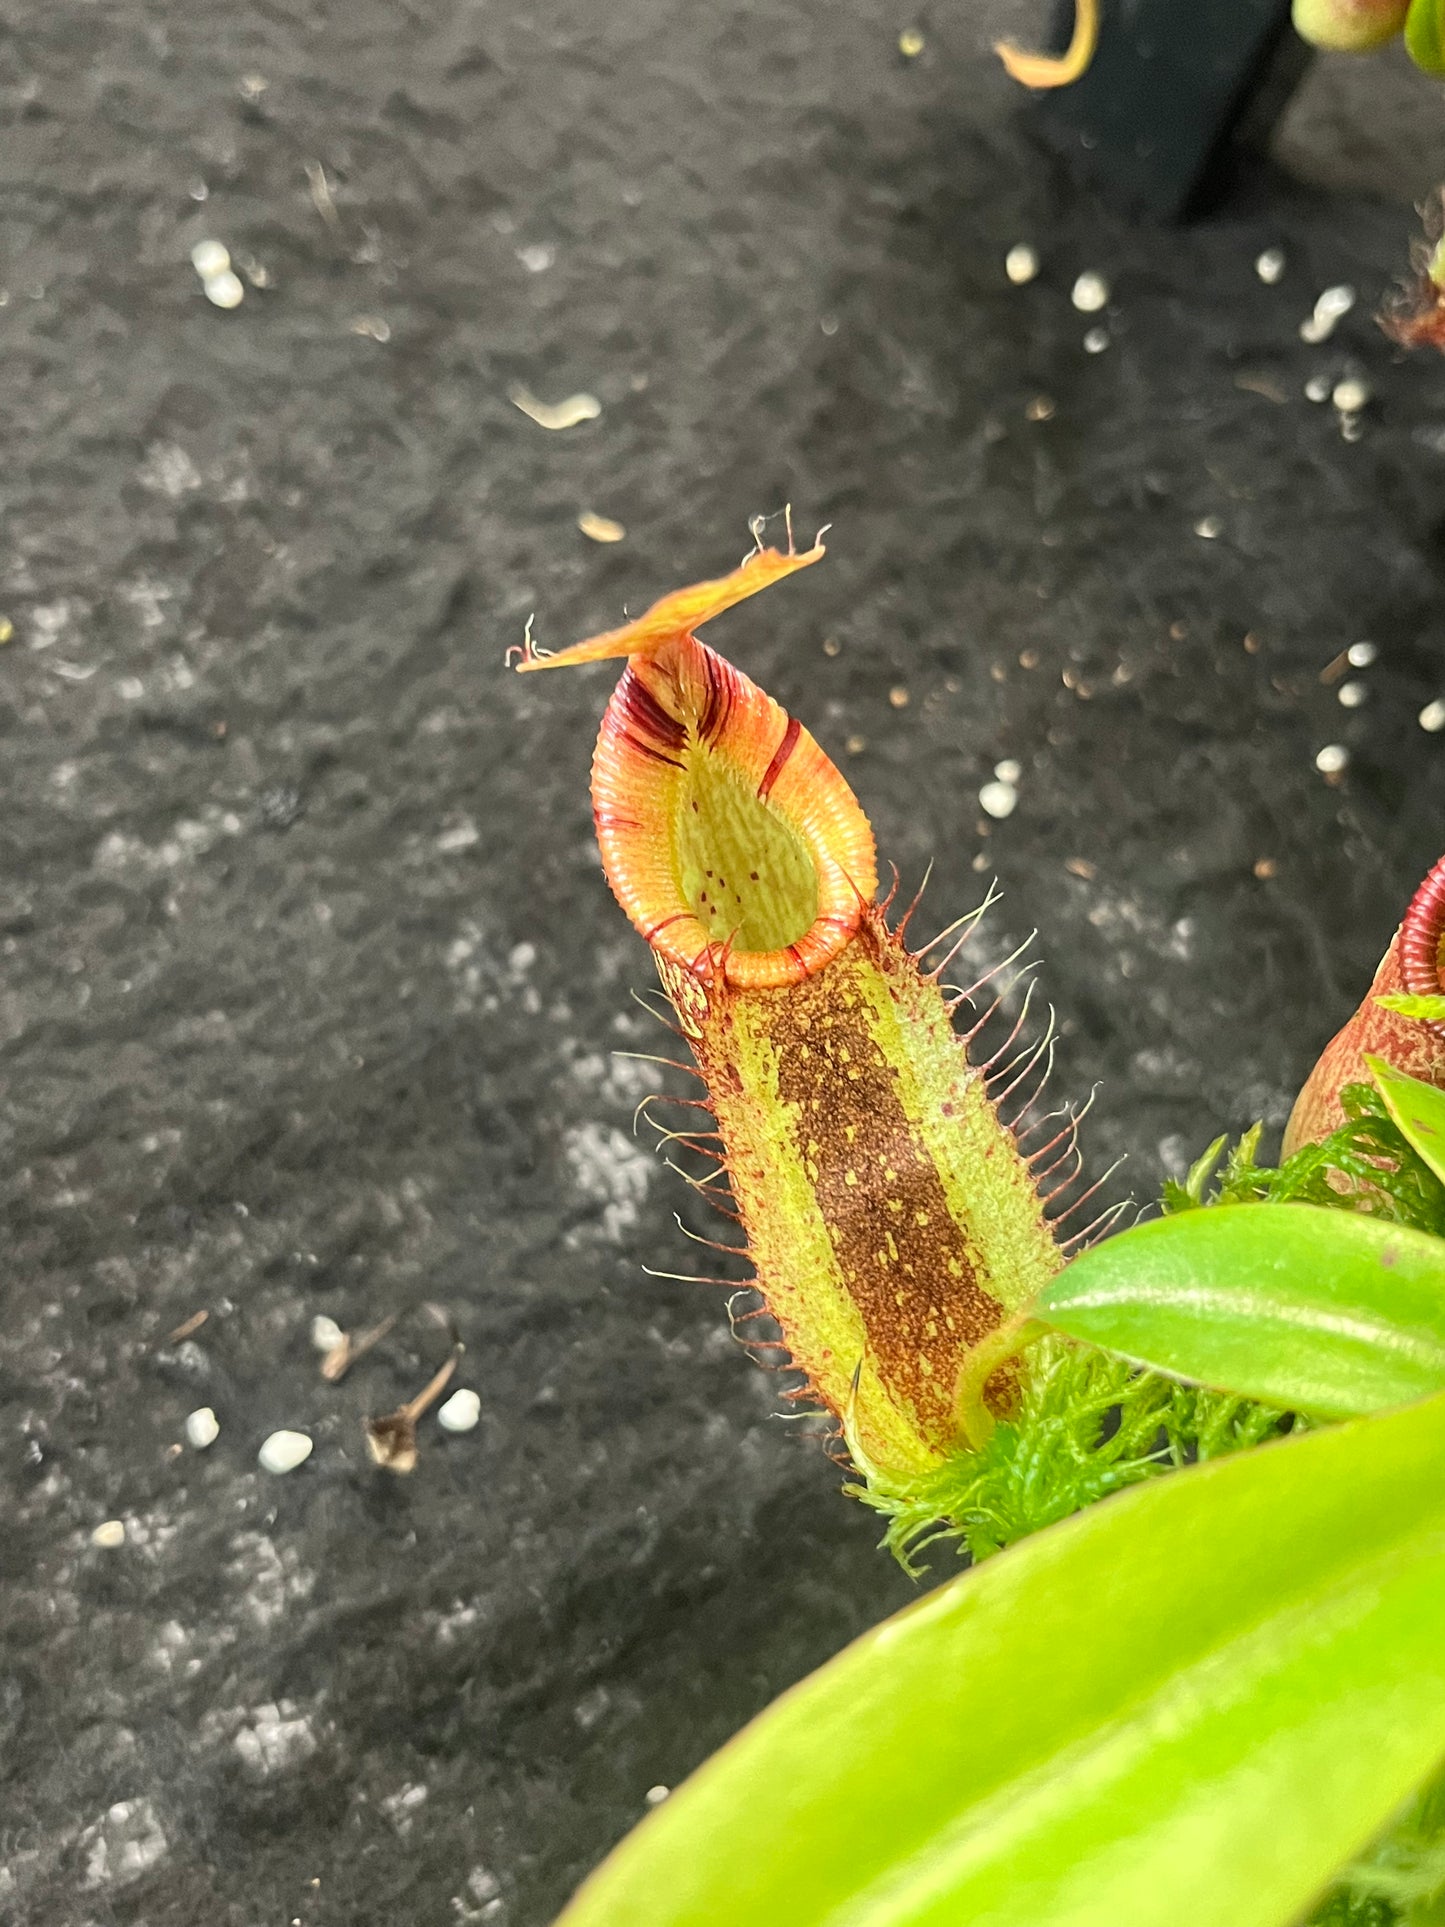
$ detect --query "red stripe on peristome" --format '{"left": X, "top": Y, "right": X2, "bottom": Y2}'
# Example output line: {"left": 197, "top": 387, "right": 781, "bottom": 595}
{"left": 696, "top": 648, "right": 736, "bottom": 747}
{"left": 642, "top": 910, "right": 693, "bottom": 942}
{"left": 757, "top": 715, "right": 802, "bottom": 800}
{"left": 614, "top": 668, "right": 688, "bottom": 753}
{"left": 616, "top": 729, "right": 685, "bottom": 771}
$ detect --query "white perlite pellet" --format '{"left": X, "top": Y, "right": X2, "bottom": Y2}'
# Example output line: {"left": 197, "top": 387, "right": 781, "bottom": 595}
{"left": 184, "top": 1406, "right": 220, "bottom": 1449}
{"left": 190, "top": 239, "right": 231, "bottom": 278}
{"left": 203, "top": 270, "right": 245, "bottom": 309}
{"left": 1299, "top": 284, "right": 1355, "bottom": 344}
{"left": 1070, "top": 271, "right": 1109, "bottom": 313}
{"left": 1332, "top": 377, "right": 1370, "bottom": 414}
{"left": 310, "top": 1315, "right": 345, "bottom": 1354}
{"left": 438, "top": 1388, "right": 481, "bottom": 1434}
{"left": 258, "top": 1430, "right": 313, "bottom": 1474}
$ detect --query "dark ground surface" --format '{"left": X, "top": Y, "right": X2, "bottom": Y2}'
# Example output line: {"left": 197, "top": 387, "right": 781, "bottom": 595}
{"left": 4, "top": 4, "right": 1445, "bottom": 1923}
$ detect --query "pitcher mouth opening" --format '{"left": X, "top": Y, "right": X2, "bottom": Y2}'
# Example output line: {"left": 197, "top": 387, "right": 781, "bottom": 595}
{"left": 593, "top": 642, "right": 876, "bottom": 990}
{"left": 515, "top": 532, "right": 878, "bottom": 990}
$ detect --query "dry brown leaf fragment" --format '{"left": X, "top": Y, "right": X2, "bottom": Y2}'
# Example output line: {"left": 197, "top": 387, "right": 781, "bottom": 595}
{"left": 1234, "top": 373, "right": 1288, "bottom": 405}
{"left": 166, "top": 1309, "right": 210, "bottom": 1344}
{"left": 1380, "top": 190, "right": 1445, "bottom": 353}
{"left": 305, "top": 159, "right": 340, "bottom": 229}
{"left": 321, "top": 1312, "right": 399, "bottom": 1383}
{"left": 510, "top": 386, "right": 602, "bottom": 431}
{"left": 364, "top": 1410, "right": 420, "bottom": 1474}
{"left": 365, "top": 1349, "right": 461, "bottom": 1475}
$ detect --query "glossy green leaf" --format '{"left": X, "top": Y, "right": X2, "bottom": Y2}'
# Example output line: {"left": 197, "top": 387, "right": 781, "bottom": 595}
{"left": 1368, "top": 1053, "right": 1445, "bottom": 1187}
{"left": 1407, "top": 0, "right": 1445, "bottom": 73}
{"left": 557, "top": 1395, "right": 1445, "bottom": 1927}
{"left": 1033, "top": 1203, "right": 1445, "bottom": 1419}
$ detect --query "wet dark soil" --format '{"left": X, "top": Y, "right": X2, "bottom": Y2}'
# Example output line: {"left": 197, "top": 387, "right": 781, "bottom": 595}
{"left": 3, "top": 4, "right": 1444, "bottom": 1923}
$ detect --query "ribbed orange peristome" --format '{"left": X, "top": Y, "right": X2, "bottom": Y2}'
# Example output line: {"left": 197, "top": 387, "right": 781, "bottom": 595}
{"left": 592, "top": 632, "right": 876, "bottom": 987}
{"left": 517, "top": 541, "right": 878, "bottom": 989}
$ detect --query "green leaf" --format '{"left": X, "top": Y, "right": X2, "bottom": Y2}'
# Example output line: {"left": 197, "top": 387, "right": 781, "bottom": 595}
{"left": 1182, "top": 1133, "right": 1227, "bottom": 1203}
{"left": 1376, "top": 993, "right": 1445, "bottom": 1024}
{"left": 557, "top": 1396, "right": 1445, "bottom": 1927}
{"left": 1368, "top": 1054, "right": 1445, "bottom": 1188}
{"left": 1034, "top": 1203, "right": 1445, "bottom": 1419}
{"left": 1407, "top": 0, "right": 1445, "bottom": 74}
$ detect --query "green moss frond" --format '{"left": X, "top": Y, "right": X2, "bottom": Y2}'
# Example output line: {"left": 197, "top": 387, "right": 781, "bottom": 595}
{"left": 1310, "top": 1765, "right": 1445, "bottom": 1926}
{"left": 1162, "top": 1083, "right": 1445, "bottom": 1234}
{"left": 1305, "top": 1893, "right": 1398, "bottom": 1927}
{"left": 847, "top": 1336, "right": 1288, "bottom": 1574}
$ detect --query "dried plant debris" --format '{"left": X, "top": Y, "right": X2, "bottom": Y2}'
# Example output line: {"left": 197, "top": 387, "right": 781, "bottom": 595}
{"left": 365, "top": 1349, "right": 462, "bottom": 1475}
{"left": 319, "top": 1312, "right": 398, "bottom": 1383}
{"left": 1381, "top": 188, "right": 1445, "bottom": 352}
{"left": 509, "top": 385, "right": 602, "bottom": 431}
{"left": 304, "top": 159, "right": 340, "bottom": 229}
{"left": 165, "top": 1309, "right": 209, "bottom": 1345}
{"left": 578, "top": 511, "right": 626, "bottom": 543}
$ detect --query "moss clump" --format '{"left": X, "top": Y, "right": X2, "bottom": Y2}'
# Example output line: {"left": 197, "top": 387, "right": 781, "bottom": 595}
{"left": 848, "top": 1336, "right": 1288, "bottom": 1573}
